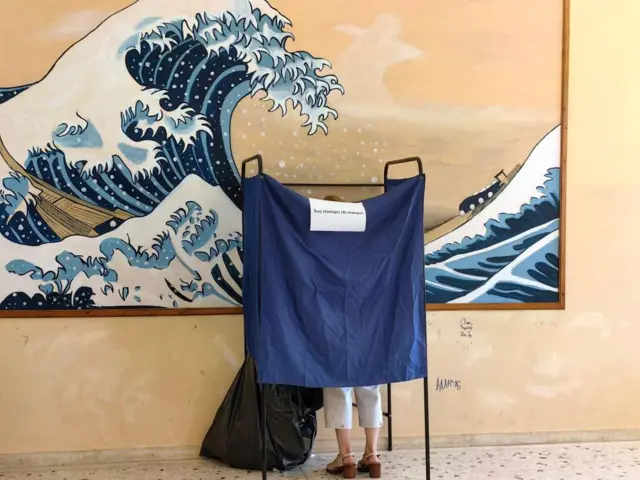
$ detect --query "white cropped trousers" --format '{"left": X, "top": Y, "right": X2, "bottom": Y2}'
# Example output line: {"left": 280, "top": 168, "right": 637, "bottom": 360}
{"left": 323, "top": 386, "right": 383, "bottom": 429}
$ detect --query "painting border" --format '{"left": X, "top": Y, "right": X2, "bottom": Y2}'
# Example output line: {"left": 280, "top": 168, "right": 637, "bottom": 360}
{"left": 0, "top": 0, "right": 569, "bottom": 318}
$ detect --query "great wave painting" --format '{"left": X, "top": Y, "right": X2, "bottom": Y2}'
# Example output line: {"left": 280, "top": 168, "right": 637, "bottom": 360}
{"left": 0, "top": 0, "right": 566, "bottom": 314}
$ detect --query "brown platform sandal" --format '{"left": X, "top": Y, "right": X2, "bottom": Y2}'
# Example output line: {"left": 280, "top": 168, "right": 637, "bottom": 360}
{"left": 358, "top": 452, "right": 382, "bottom": 479}
{"left": 326, "top": 453, "right": 357, "bottom": 479}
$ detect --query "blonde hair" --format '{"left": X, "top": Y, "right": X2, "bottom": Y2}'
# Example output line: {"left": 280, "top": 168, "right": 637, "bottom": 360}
{"left": 323, "top": 195, "right": 343, "bottom": 202}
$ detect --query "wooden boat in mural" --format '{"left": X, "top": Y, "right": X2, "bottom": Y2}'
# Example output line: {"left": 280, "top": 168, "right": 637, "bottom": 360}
{"left": 0, "top": 136, "right": 133, "bottom": 240}
{"left": 458, "top": 171, "right": 506, "bottom": 216}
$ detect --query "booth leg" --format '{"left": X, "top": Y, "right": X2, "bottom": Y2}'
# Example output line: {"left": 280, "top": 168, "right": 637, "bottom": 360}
{"left": 424, "top": 376, "right": 431, "bottom": 480}
{"left": 261, "top": 384, "right": 268, "bottom": 480}
{"left": 386, "top": 383, "right": 393, "bottom": 452}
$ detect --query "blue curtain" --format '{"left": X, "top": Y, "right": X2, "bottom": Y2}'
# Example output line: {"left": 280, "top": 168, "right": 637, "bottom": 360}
{"left": 243, "top": 175, "right": 426, "bottom": 388}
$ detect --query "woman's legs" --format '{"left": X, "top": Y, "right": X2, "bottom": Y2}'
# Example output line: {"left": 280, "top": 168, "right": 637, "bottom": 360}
{"left": 354, "top": 385, "right": 383, "bottom": 451}
{"left": 364, "top": 427, "right": 381, "bottom": 455}
{"left": 324, "top": 387, "right": 355, "bottom": 432}
{"left": 324, "top": 388, "right": 357, "bottom": 476}
{"left": 355, "top": 386, "right": 383, "bottom": 478}
{"left": 324, "top": 386, "right": 383, "bottom": 477}
{"left": 335, "top": 428, "right": 352, "bottom": 456}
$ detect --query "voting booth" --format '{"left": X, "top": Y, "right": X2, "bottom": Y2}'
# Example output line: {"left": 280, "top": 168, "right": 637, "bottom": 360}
{"left": 241, "top": 155, "right": 431, "bottom": 480}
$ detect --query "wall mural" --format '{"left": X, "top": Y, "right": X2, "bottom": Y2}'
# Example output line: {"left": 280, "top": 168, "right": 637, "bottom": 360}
{"left": 0, "top": 0, "right": 565, "bottom": 314}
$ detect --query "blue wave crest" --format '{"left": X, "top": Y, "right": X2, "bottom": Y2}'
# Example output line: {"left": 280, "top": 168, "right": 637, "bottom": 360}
{"left": 0, "top": 5, "right": 343, "bottom": 246}
{"left": 426, "top": 168, "right": 560, "bottom": 304}
{"left": 5, "top": 199, "right": 243, "bottom": 307}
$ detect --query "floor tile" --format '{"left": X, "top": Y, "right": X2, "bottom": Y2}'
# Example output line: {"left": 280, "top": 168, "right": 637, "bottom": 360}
{"left": 2, "top": 442, "right": 640, "bottom": 479}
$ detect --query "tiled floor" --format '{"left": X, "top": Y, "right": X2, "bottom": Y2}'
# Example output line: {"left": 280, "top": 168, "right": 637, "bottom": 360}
{"left": 2, "top": 442, "right": 640, "bottom": 479}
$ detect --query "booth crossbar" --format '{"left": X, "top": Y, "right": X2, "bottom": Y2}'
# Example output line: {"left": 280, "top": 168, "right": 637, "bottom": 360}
{"left": 283, "top": 182, "right": 384, "bottom": 188}
{"left": 240, "top": 154, "right": 431, "bottom": 480}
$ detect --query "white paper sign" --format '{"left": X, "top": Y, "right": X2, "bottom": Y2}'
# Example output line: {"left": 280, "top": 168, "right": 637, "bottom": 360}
{"left": 309, "top": 198, "right": 367, "bottom": 232}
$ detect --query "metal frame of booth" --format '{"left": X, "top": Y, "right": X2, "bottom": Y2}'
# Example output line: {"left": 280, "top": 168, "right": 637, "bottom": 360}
{"left": 241, "top": 155, "right": 431, "bottom": 480}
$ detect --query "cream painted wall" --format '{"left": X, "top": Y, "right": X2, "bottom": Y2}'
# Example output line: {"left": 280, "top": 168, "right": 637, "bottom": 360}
{"left": 1, "top": 0, "right": 639, "bottom": 455}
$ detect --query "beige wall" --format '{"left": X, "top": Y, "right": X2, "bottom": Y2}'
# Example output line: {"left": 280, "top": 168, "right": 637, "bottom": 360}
{"left": 1, "top": 0, "right": 639, "bottom": 455}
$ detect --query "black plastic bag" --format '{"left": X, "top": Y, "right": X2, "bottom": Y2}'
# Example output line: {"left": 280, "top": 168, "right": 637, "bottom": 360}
{"left": 200, "top": 355, "right": 323, "bottom": 471}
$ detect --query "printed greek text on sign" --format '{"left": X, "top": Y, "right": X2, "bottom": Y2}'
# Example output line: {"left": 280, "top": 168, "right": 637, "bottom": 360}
{"left": 309, "top": 198, "right": 367, "bottom": 232}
